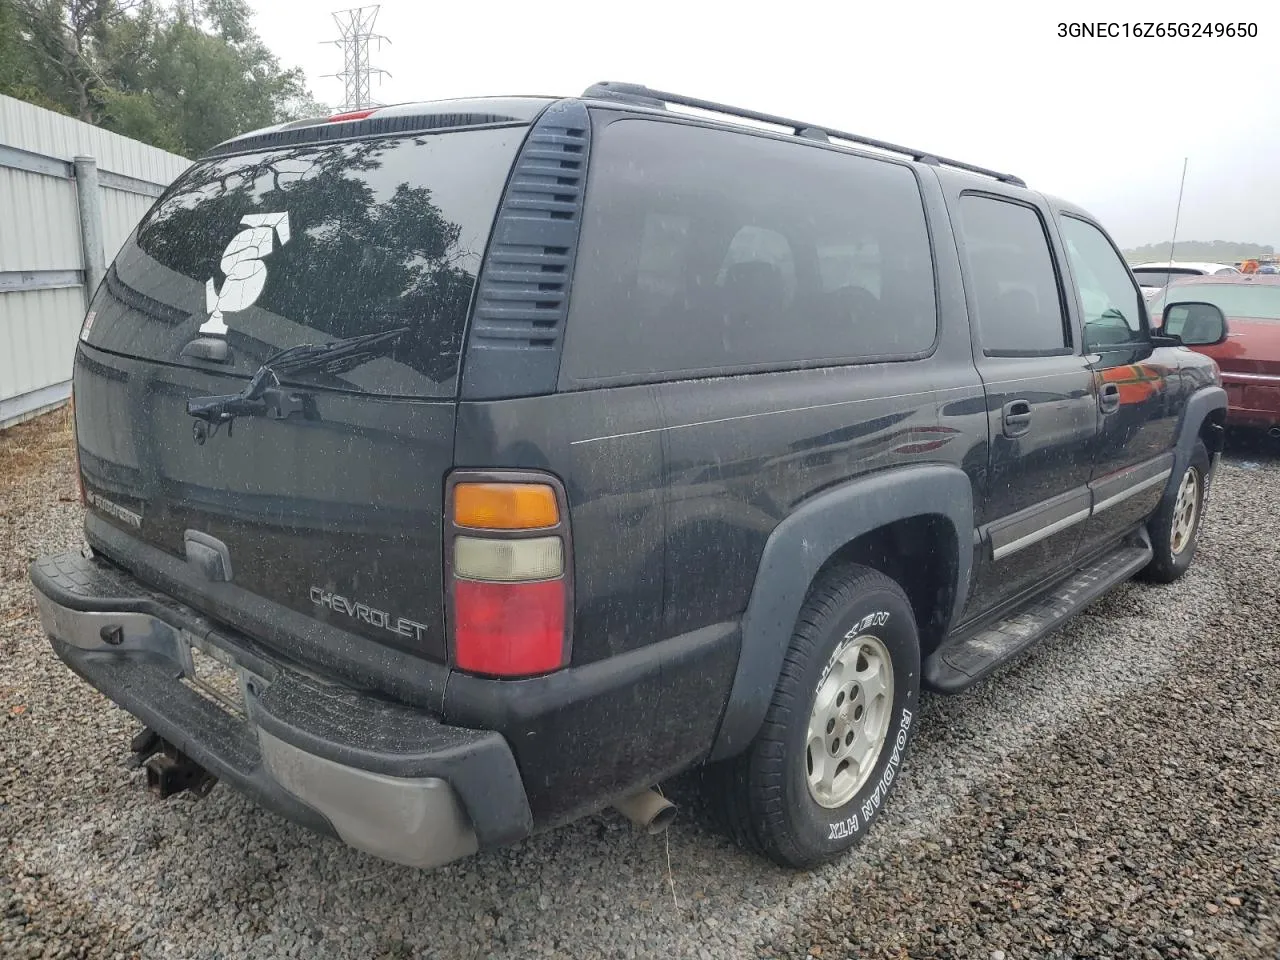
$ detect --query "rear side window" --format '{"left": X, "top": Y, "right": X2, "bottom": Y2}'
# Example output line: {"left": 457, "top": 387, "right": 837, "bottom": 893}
{"left": 1132, "top": 268, "right": 1201, "bottom": 288}
{"left": 87, "top": 127, "right": 525, "bottom": 397}
{"left": 560, "top": 119, "right": 936, "bottom": 384}
{"left": 956, "top": 195, "right": 1068, "bottom": 356}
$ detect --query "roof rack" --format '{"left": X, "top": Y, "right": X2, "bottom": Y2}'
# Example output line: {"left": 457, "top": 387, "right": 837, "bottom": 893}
{"left": 582, "top": 82, "right": 1026, "bottom": 188}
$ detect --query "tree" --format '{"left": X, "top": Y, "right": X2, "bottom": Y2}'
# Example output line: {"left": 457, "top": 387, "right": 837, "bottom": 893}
{"left": 0, "top": 0, "right": 63, "bottom": 110}
{"left": 6, "top": 0, "right": 134, "bottom": 122}
{"left": 1123, "top": 240, "right": 1276, "bottom": 264}
{"left": 0, "top": 0, "right": 325, "bottom": 156}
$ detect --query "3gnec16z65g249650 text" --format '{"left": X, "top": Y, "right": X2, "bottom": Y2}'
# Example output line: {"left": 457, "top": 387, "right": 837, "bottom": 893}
{"left": 1058, "top": 21, "right": 1257, "bottom": 38}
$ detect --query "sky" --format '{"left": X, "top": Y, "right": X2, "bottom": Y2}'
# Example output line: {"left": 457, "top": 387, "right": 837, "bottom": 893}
{"left": 247, "top": 0, "right": 1280, "bottom": 251}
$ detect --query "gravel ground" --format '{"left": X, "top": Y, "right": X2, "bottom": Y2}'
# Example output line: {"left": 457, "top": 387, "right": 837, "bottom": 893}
{"left": 2, "top": 410, "right": 1278, "bottom": 959}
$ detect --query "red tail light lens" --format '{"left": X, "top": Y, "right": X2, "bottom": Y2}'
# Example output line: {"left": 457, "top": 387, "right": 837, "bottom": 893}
{"left": 453, "top": 579, "right": 565, "bottom": 675}
{"left": 328, "top": 108, "right": 377, "bottom": 123}
{"left": 446, "top": 473, "right": 572, "bottom": 678}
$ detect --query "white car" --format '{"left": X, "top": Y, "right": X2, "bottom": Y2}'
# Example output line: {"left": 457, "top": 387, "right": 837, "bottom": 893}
{"left": 1130, "top": 260, "right": 1242, "bottom": 300}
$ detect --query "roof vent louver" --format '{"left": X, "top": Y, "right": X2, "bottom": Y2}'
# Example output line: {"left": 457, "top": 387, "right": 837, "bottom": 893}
{"left": 461, "top": 100, "right": 592, "bottom": 399}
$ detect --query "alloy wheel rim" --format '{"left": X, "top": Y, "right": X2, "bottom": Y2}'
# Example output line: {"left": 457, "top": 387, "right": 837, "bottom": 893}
{"left": 805, "top": 633, "right": 894, "bottom": 809}
{"left": 1170, "top": 467, "right": 1201, "bottom": 556}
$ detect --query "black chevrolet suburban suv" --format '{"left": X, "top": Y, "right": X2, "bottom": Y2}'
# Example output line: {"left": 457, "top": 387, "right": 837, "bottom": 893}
{"left": 31, "top": 83, "right": 1229, "bottom": 870}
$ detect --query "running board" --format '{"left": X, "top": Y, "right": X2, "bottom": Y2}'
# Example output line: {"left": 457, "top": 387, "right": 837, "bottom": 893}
{"left": 924, "top": 535, "right": 1153, "bottom": 693}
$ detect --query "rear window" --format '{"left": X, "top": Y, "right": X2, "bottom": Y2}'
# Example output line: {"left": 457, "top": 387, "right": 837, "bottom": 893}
{"left": 1151, "top": 282, "right": 1280, "bottom": 320}
{"left": 1131, "top": 268, "right": 1202, "bottom": 288}
{"left": 559, "top": 118, "right": 937, "bottom": 384}
{"left": 84, "top": 126, "right": 526, "bottom": 397}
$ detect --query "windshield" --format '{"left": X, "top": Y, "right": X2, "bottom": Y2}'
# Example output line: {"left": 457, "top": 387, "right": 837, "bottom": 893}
{"left": 1151, "top": 283, "right": 1280, "bottom": 321}
{"left": 84, "top": 125, "right": 527, "bottom": 397}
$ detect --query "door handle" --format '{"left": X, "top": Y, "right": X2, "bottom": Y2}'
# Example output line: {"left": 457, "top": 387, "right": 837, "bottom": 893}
{"left": 1099, "top": 382, "right": 1121, "bottom": 415}
{"left": 1002, "top": 399, "right": 1032, "bottom": 437}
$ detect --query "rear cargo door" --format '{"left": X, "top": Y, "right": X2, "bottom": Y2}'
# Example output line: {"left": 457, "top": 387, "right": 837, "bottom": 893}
{"left": 74, "top": 123, "right": 530, "bottom": 664}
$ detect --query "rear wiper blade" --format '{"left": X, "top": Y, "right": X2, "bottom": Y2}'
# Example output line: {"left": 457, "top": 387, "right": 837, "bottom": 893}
{"left": 186, "top": 326, "right": 409, "bottom": 444}
{"left": 256, "top": 326, "right": 410, "bottom": 378}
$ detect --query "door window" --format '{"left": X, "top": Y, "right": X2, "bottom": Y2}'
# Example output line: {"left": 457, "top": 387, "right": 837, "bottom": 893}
{"left": 1059, "top": 216, "right": 1147, "bottom": 350}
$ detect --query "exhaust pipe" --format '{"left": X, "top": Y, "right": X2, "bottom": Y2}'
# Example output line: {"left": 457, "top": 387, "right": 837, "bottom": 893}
{"left": 612, "top": 788, "right": 677, "bottom": 834}
{"left": 1268, "top": 426, "right": 1280, "bottom": 439}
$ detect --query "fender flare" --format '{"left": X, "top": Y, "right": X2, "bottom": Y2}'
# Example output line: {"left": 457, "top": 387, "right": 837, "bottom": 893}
{"left": 709, "top": 464, "right": 974, "bottom": 761}
{"left": 1165, "top": 385, "right": 1227, "bottom": 501}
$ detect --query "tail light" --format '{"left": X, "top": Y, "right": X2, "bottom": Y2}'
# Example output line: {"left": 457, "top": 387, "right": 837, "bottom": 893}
{"left": 327, "top": 108, "right": 377, "bottom": 123}
{"left": 446, "top": 474, "right": 572, "bottom": 677}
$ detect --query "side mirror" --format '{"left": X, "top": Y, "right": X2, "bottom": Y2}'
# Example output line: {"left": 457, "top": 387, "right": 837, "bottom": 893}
{"left": 1161, "top": 301, "right": 1228, "bottom": 346}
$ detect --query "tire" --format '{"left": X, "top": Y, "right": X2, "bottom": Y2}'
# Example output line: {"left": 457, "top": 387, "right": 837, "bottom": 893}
{"left": 707, "top": 564, "right": 921, "bottom": 868}
{"left": 1140, "top": 440, "right": 1210, "bottom": 584}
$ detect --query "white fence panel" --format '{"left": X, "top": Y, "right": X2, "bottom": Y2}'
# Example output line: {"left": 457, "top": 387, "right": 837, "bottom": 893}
{"left": 0, "top": 165, "right": 81, "bottom": 271}
{"left": 0, "top": 286, "right": 83, "bottom": 402}
{"left": 0, "top": 94, "right": 190, "bottom": 428}
{"left": 101, "top": 186, "right": 158, "bottom": 263}
{"left": 0, "top": 96, "right": 189, "bottom": 185}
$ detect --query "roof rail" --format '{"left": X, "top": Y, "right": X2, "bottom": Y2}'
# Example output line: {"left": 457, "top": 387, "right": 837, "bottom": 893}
{"left": 581, "top": 82, "right": 1027, "bottom": 188}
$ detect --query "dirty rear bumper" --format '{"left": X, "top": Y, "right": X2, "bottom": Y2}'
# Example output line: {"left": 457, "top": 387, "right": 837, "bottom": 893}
{"left": 30, "top": 551, "right": 533, "bottom": 868}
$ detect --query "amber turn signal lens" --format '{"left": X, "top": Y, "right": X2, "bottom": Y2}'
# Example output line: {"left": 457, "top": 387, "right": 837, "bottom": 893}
{"left": 453, "top": 483, "right": 559, "bottom": 530}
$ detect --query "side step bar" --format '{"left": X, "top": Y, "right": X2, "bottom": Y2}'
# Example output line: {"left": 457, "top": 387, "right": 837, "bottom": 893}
{"left": 925, "top": 533, "right": 1153, "bottom": 693}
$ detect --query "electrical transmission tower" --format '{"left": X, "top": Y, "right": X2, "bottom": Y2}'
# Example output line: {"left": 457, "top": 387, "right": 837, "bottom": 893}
{"left": 324, "top": 6, "right": 391, "bottom": 112}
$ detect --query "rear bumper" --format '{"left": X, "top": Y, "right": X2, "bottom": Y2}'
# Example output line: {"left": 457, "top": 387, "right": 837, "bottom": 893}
{"left": 1221, "top": 372, "right": 1280, "bottom": 427}
{"left": 30, "top": 551, "right": 532, "bottom": 869}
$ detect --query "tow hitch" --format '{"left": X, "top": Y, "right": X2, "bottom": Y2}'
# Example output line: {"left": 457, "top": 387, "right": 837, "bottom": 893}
{"left": 128, "top": 728, "right": 218, "bottom": 799}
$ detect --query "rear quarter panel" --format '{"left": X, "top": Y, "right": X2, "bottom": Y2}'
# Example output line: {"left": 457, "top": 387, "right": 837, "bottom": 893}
{"left": 452, "top": 389, "right": 740, "bottom": 825}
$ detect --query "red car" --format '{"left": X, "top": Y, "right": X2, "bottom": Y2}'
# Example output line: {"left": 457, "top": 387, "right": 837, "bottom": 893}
{"left": 1150, "top": 275, "right": 1280, "bottom": 431}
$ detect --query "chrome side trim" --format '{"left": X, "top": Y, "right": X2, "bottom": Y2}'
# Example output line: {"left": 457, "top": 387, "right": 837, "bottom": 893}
{"left": 1092, "top": 468, "right": 1172, "bottom": 515}
{"left": 991, "top": 508, "right": 1091, "bottom": 560}
{"left": 991, "top": 456, "right": 1177, "bottom": 561}
{"left": 1221, "top": 371, "right": 1280, "bottom": 384}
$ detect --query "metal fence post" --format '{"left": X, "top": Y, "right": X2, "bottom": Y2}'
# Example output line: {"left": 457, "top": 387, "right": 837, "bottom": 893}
{"left": 72, "top": 155, "right": 105, "bottom": 299}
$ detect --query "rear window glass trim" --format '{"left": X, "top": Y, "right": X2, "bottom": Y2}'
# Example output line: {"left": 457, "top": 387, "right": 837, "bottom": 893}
{"left": 78, "top": 338, "right": 466, "bottom": 404}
